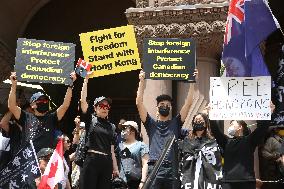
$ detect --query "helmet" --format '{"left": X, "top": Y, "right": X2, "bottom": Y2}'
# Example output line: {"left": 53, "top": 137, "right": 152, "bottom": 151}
{"left": 112, "top": 177, "right": 128, "bottom": 189}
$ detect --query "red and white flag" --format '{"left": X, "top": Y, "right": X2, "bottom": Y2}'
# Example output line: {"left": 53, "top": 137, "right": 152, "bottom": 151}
{"left": 39, "top": 138, "right": 65, "bottom": 189}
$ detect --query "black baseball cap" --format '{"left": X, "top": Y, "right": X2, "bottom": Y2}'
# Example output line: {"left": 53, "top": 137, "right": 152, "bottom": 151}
{"left": 30, "top": 92, "right": 49, "bottom": 104}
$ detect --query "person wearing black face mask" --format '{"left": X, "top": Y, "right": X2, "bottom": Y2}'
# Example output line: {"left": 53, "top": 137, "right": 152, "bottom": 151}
{"left": 158, "top": 105, "right": 170, "bottom": 117}
{"left": 8, "top": 71, "right": 77, "bottom": 153}
{"left": 180, "top": 113, "right": 222, "bottom": 189}
{"left": 136, "top": 70, "right": 198, "bottom": 189}
{"left": 192, "top": 122, "right": 206, "bottom": 132}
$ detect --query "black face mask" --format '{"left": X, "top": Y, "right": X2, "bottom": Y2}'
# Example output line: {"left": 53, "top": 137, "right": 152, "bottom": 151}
{"left": 158, "top": 106, "right": 170, "bottom": 117}
{"left": 193, "top": 123, "right": 206, "bottom": 131}
{"left": 36, "top": 103, "right": 49, "bottom": 113}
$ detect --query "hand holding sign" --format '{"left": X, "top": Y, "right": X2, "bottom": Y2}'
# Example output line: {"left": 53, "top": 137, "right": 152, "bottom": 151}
{"left": 75, "top": 58, "right": 93, "bottom": 78}
{"left": 270, "top": 101, "right": 275, "bottom": 113}
{"left": 139, "top": 70, "right": 146, "bottom": 81}
{"left": 202, "top": 104, "right": 211, "bottom": 116}
{"left": 69, "top": 71, "right": 77, "bottom": 85}
{"left": 193, "top": 69, "right": 198, "bottom": 81}
{"left": 10, "top": 72, "right": 17, "bottom": 86}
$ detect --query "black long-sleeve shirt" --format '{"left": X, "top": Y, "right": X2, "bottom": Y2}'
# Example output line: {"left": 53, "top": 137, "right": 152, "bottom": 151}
{"left": 210, "top": 120, "right": 271, "bottom": 182}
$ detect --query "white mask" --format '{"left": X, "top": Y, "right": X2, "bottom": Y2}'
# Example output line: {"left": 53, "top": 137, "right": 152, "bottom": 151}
{"left": 228, "top": 126, "right": 237, "bottom": 137}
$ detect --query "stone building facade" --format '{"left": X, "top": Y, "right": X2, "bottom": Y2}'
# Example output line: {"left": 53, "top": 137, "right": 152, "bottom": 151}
{"left": 0, "top": 0, "right": 283, "bottom": 178}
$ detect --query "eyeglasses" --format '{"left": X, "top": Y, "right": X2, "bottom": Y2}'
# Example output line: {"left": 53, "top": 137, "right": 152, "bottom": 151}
{"left": 65, "top": 139, "right": 71, "bottom": 143}
{"left": 36, "top": 99, "right": 49, "bottom": 104}
{"left": 98, "top": 103, "right": 111, "bottom": 110}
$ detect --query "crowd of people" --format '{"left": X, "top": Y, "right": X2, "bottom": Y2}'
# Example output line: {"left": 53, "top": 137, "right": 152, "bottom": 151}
{"left": 0, "top": 69, "right": 284, "bottom": 189}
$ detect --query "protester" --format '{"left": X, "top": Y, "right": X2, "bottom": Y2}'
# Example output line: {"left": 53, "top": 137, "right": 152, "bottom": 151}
{"left": 116, "top": 118, "right": 126, "bottom": 144}
{"left": 261, "top": 125, "right": 284, "bottom": 189}
{"left": 34, "top": 148, "right": 58, "bottom": 189}
{"left": 114, "top": 118, "right": 126, "bottom": 173}
{"left": 207, "top": 104, "right": 275, "bottom": 189}
{"left": 71, "top": 115, "right": 85, "bottom": 189}
{"left": 0, "top": 105, "right": 31, "bottom": 170}
{"left": 0, "top": 112, "right": 14, "bottom": 170}
{"left": 0, "top": 109, "right": 28, "bottom": 151}
{"left": 180, "top": 113, "right": 222, "bottom": 189}
{"left": 7, "top": 71, "right": 76, "bottom": 153}
{"left": 61, "top": 134, "right": 72, "bottom": 189}
{"left": 136, "top": 70, "right": 197, "bottom": 189}
{"left": 118, "top": 121, "right": 149, "bottom": 189}
{"left": 79, "top": 74, "right": 119, "bottom": 189}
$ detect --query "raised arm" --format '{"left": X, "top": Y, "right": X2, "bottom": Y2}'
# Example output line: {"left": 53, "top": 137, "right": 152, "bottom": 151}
{"left": 179, "top": 69, "right": 197, "bottom": 122}
{"left": 8, "top": 72, "right": 21, "bottom": 120}
{"left": 72, "top": 116, "right": 81, "bottom": 144}
{"left": 57, "top": 72, "right": 77, "bottom": 121}
{"left": 250, "top": 102, "right": 275, "bottom": 146}
{"left": 210, "top": 120, "right": 228, "bottom": 149}
{"left": 136, "top": 70, "right": 147, "bottom": 123}
{"left": 80, "top": 75, "right": 89, "bottom": 114}
{"left": 203, "top": 105, "right": 228, "bottom": 148}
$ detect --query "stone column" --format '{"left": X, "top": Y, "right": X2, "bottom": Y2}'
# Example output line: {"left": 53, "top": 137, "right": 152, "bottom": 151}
{"left": 126, "top": 1, "right": 228, "bottom": 143}
{"left": 177, "top": 57, "right": 219, "bottom": 128}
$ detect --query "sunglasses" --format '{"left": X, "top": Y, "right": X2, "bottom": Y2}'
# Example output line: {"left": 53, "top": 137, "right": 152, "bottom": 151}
{"left": 65, "top": 139, "right": 71, "bottom": 143}
{"left": 36, "top": 99, "right": 49, "bottom": 104}
{"left": 98, "top": 103, "right": 111, "bottom": 110}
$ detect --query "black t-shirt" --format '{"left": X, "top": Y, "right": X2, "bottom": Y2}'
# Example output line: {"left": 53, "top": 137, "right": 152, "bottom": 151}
{"left": 143, "top": 113, "right": 183, "bottom": 161}
{"left": 83, "top": 109, "right": 115, "bottom": 155}
{"left": 8, "top": 122, "right": 22, "bottom": 156}
{"left": 18, "top": 110, "right": 58, "bottom": 153}
{"left": 210, "top": 120, "right": 271, "bottom": 182}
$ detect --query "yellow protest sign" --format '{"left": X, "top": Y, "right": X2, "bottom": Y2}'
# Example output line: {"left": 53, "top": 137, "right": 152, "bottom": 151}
{"left": 80, "top": 25, "right": 141, "bottom": 77}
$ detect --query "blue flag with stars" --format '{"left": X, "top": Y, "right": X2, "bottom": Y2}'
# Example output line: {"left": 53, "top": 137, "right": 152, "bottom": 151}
{"left": 222, "top": 0, "right": 278, "bottom": 76}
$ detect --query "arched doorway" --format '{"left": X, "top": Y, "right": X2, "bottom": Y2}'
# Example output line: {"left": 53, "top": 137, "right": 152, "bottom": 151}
{"left": 23, "top": 0, "right": 140, "bottom": 134}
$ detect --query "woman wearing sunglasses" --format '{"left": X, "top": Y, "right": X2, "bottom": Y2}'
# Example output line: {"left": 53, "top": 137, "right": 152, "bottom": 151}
{"left": 79, "top": 74, "right": 119, "bottom": 189}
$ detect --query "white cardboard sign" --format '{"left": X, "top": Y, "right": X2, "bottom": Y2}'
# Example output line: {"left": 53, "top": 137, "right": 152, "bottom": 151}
{"left": 209, "top": 76, "right": 271, "bottom": 120}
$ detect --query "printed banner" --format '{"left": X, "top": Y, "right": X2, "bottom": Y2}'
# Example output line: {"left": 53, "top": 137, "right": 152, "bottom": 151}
{"left": 15, "top": 38, "right": 75, "bottom": 85}
{"left": 209, "top": 76, "right": 271, "bottom": 120}
{"left": 0, "top": 141, "right": 40, "bottom": 188}
{"left": 180, "top": 140, "right": 222, "bottom": 189}
{"left": 272, "top": 46, "right": 284, "bottom": 124}
{"left": 143, "top": 38, "right": 196, "bottom": 81}
{"left": 80, "top": 25, "right": 141, "bottom": 77}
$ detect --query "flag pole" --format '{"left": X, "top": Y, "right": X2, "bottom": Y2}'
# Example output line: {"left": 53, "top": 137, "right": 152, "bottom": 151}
{"left": 30, "top": 140, "right": 42, "bottom": 177}
{"left": 142, "top": 135, "right": 176, "bottom": 189}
